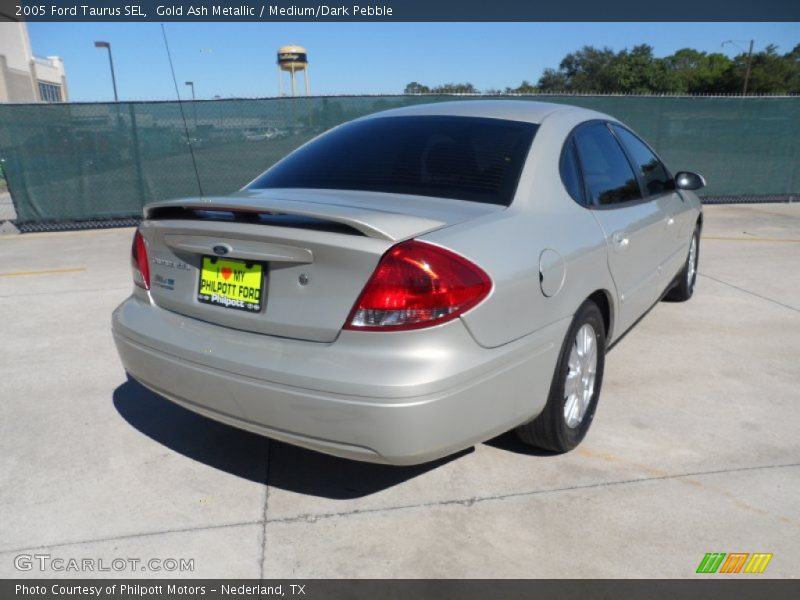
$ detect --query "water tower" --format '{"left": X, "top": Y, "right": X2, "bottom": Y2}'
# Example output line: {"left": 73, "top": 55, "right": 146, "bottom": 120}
{"left": 277, "top": 45, "right": 310, "bottom": 97}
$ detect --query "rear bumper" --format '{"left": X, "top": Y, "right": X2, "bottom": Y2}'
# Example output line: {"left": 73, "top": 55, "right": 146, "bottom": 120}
{"left": 112, "top": 295, "right": 568, "bottom": 465}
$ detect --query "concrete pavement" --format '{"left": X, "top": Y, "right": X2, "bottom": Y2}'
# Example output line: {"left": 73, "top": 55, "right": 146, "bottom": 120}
{"left": 0, "top": 191, "right": 17, "bottom": 222}
{"left": 1, "top": 204, "right": 798, "bottom": 578}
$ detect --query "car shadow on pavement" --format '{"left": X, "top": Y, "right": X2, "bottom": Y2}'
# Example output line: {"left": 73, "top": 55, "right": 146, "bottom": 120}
{"left": 483, "top": 431, "right": 562, "bottom": 457}
{"left": 113, "top": 377, "right": 468, "bottom": 499}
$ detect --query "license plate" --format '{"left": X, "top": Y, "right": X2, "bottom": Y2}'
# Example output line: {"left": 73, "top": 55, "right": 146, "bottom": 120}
{"left": 198, "top": 257, "right": 264, "bottom": 312}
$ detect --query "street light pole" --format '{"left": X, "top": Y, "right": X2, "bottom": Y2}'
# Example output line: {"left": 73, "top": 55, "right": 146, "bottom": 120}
{"left": 722, "top": 39, "right": 755, "bottom": 95}
{"left": 743, "top": 39, "right": 754, "bottom": 96}
{"left": 94, "top": 41, "right": 118, "bottom": 102}
{"left": 213, "top": 95, "right": 223, "bottom": 124}
{"left": 185, "top": 81, "right": 197, "bottom": 128}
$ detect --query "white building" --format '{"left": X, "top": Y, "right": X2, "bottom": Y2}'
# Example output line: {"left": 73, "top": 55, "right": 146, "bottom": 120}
{"left": 0, "top": 22, "right": 68, "bottom": 103}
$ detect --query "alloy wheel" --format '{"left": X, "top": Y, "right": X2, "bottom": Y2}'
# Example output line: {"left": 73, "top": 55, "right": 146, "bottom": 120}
{"left": 563, "top": 323, "right": 598, "bottom": 429}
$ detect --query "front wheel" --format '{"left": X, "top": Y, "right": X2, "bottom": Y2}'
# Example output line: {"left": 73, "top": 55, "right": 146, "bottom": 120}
{"left": 515, "top": 300, "right": 606, "bottom": 453}
{"left": 665, "top": 226, "right": 700, "bottom": 302}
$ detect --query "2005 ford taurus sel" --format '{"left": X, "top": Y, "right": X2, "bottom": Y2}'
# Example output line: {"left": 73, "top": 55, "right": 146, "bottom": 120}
{"left": 112, "top": 100, "right": 704, "bottom": 465}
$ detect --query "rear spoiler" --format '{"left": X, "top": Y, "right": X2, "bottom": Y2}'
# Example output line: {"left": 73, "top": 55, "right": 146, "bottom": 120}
{"left": 144, "top": 196, "right": 448, "bottom": 242}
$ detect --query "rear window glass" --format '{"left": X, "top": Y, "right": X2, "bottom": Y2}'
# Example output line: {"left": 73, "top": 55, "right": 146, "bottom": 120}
{"left": 560, "top": 138, "right": 585, "bottom": 205}
{"left": 248, "top": 116, "right": 538, "bottom": 206}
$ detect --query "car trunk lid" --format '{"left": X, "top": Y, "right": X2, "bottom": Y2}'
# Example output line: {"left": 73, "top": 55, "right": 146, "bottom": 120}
{"left": 140, "top": 189, "right": 502, "bottom": 342}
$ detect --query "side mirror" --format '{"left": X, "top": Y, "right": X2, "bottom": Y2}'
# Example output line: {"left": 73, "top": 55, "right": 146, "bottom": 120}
{"left": 674, "top": 171, "right": 706, "bottom": 191}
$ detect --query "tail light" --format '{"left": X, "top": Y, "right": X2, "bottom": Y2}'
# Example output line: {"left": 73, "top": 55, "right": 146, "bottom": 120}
{"left": 131, "top": 229, "right": 150, "bottom": 290}
{"left": 345, "top": 240, "right": 491, "bottom": 332}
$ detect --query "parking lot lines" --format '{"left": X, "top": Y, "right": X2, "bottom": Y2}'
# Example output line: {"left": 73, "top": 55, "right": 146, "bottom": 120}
{"left": 703, "top": 235, "right": 800, "bottom": 243}
{"left": 0, "top": 266, "right": 86, "bottom": 278}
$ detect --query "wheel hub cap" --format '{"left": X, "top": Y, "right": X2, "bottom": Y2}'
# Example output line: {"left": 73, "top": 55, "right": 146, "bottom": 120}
{"left": 687, "top": 236, "right": 697, "bottom": 288}
{"left": 563, "top": 323, "right": 598, "bottom": 429}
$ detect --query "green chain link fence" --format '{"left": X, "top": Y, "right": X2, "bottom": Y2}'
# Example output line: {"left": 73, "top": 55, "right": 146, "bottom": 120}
{"left": 0, "top": 95, "right": 797, "bottom": 230}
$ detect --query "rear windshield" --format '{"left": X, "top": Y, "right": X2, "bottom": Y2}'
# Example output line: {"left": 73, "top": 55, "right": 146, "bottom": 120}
{"left": 248, "top": 116, "right": 538, "bottom": 206}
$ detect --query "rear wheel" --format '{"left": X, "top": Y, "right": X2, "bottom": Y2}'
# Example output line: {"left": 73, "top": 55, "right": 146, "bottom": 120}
{"left": 665, "top": 226, "right": 700, "bottom": 302}
{"left": 516, "top": 300, "right": 606, "bottom": 452}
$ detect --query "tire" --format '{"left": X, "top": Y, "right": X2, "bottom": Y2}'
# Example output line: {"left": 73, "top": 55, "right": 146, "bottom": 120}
{"left": 665, "top": 226, "right": 700, "bottom": 302}
{"left": 516, "top": 300, "right": 606, "bottom": 453}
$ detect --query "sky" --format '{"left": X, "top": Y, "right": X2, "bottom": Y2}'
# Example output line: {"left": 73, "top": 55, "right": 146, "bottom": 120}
{"left": 27, "top": 22, "right": 800, "bottom": 102}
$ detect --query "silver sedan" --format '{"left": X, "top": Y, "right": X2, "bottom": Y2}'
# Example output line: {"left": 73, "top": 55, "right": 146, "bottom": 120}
{"left": 112, "top": 100, "right": 703, "bottom": 465}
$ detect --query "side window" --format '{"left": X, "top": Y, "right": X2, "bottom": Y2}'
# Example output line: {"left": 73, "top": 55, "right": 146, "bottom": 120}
{"left": 573, "top": 122, "right": 642, "bottom": 207}
{"left": 559, "top": 138, "right": 585, "bottom": 205}
{"left": 612, "top": 125, "right": 672, "bottom": 196}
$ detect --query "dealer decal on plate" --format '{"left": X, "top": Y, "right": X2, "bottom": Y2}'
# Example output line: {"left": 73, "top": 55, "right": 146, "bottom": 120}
{"left": 198, "top": 256, "right": 263, "bottom": 312}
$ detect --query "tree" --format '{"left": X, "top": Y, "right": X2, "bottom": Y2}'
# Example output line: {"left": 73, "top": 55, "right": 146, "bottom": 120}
{"left": 554, "top": 46, "right": 619, "bottom": 92}
{"left": 403, "top": 81, "right": 430, "bottom": 94}
{"left": 607, "top": 44, "right": 681, "bottom": 94}
{"left": 786, "top": 43, "right": 800, "bottom": 94}
{"left": 733, "top": 44, "right": 799, "bottom": 94}
{"left": 505, "top": 80, "right": 538, "bottom": 94}
{"left": 537, "top": 69, "right": 569, "bottom": 92}
{"left": 430, "top": 82, "right": 478, "bottom": 94}
{"left": 664, "top": 49, "right": 734, "bottom": 94}
{"left": 403, "top": 81, "right": 477, "bottom": 94}
{"left": 407, "top": 42, "right": 800, "bottom": 96}
{"left": 537, "top": 44, "right": 681, "bottom": 94}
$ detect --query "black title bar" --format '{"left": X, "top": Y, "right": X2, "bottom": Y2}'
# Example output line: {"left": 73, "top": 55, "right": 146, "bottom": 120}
{"left": 4, "top": 580, "right": 800, "bottom": 600}
{"left": 2, "top": 0, "right": 799, "bottom": 22}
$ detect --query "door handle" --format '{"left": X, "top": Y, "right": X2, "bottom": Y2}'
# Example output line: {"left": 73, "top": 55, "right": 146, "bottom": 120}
{"left": 612, "top": 231, "right": 629, "bottom": 249}
{"left": 665, "top": 215, "right": 675, "bottom": 227}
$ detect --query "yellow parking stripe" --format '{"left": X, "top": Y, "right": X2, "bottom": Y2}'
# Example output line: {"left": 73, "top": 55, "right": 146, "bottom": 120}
{"left": 703, "top": 236, "right": 800, "bottom": 243}
{"left": 0, "top": 267, "right": 86, "bottom": 278}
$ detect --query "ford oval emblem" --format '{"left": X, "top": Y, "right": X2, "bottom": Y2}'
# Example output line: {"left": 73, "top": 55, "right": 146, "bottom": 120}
{"left": 212, "top": 245, "right": 229, "bottom": 256}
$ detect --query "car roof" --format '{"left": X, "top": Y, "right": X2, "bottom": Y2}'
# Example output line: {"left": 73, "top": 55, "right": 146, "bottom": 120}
{"left": 362, "top": 99, "right": 608, "bottom": 125}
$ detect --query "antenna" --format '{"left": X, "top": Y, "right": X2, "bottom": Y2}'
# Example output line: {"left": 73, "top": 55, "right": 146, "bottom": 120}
{"left": 161, "top": 24, "right": 204, "bottom": 197}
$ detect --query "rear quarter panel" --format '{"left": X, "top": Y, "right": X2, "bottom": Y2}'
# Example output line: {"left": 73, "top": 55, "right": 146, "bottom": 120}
{"left": 420, "top": 109, "right": 618, "bottom": 349}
